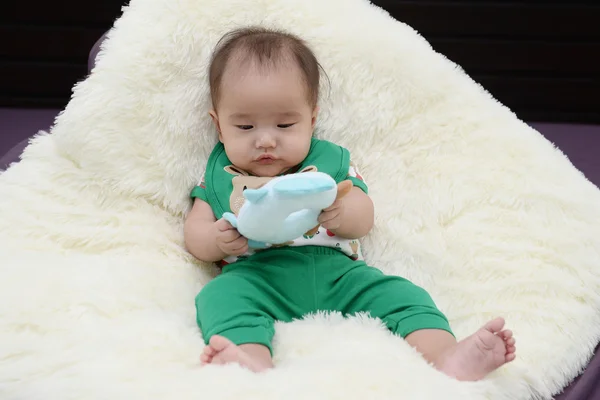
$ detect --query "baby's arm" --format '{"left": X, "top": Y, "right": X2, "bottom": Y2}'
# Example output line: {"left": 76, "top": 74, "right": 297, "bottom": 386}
{"left": 184, "top": 199, "right": 231, "bottom": 262}
{"left": 328, "top": 186, "right": 374, "bottom": 239}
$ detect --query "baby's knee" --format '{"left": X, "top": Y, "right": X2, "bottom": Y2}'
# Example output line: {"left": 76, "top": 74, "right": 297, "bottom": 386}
{"left": 195, "top": 273, "right": 247, "bottom": 311}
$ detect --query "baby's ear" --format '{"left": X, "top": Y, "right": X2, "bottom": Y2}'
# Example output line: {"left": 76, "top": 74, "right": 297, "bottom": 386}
{"left": 209, "top": 110, "right": 222, "bottom": 140}
{"left": 311, "top": 106, "right": 319, "bottom": 130}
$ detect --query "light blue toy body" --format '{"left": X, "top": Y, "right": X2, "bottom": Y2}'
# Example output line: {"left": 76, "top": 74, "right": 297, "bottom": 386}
{"left": 222, "top": 172, "right": 337, "bottom": 248}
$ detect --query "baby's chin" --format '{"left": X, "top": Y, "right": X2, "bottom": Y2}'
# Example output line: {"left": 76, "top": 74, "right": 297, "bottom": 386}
{"left": 247, "top": 166, "right": 287, "bottom": 177}
{"left": 245, "top": 162, "right": 295, "bottom": 178}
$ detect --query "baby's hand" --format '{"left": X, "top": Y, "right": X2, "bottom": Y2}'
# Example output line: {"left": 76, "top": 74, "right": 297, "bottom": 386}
{"left": 318, "top": 198, "right": 345, "bottom": 232}
{"left": 213, "top": 218, "right": 248, "bottom": 256}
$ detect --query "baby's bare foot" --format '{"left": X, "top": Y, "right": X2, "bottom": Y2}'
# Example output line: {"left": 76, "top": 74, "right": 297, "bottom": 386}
{"left": 200, "top": 335, "right": 271, "bottom": 372}
{"left": 439, "top": 317, "right": 516, "bottom": 381}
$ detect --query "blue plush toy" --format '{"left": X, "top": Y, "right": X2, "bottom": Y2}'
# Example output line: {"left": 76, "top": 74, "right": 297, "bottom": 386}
{"left": 222, "top": 172, "right": 349, "bottom": 248}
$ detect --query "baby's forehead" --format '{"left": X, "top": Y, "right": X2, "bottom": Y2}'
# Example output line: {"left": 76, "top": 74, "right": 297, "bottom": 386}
{"left": 220, "top": 61, "right": 308, "bottom": 97}
{"left": 232, "top": 44, "right": 295, "bottom": 65}
{"left": 216, "top": 49, "right": 312, "bottom": 110}
{"left": 222, "top": 50, "right": 299, "bottom": 79}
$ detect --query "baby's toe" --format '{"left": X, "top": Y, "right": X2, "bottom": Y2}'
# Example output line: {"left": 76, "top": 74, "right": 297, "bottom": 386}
{"left": 505, "top": 352, "right": 516, "bottom": 362}
{"left": 203, "top": 345, "right": 217, "bottom": 356}
{"left": 506, "top": 345, "right": 516, "bottom": 354}
{"left": 499, "top": 329, "right": 513, "bottom": 340}
{"left": 200, "top": 354, "right": 212, "bottom": 364}
{"left": 505, "top": 337, "right": 516, "bottom": 346}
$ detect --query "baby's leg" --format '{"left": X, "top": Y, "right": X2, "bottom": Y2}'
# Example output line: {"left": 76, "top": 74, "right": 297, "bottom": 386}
{"left": 332, "top": 264, "right": 516, "bottom": 381}
{"left": 196, "top": 270, "right": 279, "bottom": 372}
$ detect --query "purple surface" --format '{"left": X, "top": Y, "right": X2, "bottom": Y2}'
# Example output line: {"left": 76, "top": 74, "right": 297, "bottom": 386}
{"left": 555, "top": 344, "right": 600, "bottom": 400}
{"left": 0, "top": 108, "right": 59, "bottom": 156}
{"left": 531, "top": 122, "right": 600, "bottom": 190}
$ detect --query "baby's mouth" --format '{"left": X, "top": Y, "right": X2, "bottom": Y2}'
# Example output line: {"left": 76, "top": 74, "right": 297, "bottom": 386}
{"left": 256, "top": 154, "right": 277, "bottom": 164}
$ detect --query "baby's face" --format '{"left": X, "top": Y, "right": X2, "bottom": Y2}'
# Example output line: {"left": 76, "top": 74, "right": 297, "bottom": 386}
{"left": 210, "top": 60, "right": 317, "bottom": 177}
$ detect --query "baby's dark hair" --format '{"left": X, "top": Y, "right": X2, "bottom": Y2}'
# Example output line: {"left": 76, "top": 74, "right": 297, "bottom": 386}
{"left": 209, "top": 27, "right": 324, "bottom": 108}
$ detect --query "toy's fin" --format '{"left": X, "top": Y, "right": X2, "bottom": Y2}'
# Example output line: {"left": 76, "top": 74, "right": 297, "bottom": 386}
{"left": 222, "top": 212, "right": 238, "bottom": 228}
{"left": 244, "top": 187, "right": 269, "bottom": 204}
{"left": 248, "top": 239, "right": 269, "bottom": 249}
{"left": 273, "top": 176, "right": 335, "bottom": 197}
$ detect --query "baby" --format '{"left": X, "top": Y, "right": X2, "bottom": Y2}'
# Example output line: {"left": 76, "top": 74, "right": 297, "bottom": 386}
{"left": 184, "top": 27, "right": 516, "bottom": 381}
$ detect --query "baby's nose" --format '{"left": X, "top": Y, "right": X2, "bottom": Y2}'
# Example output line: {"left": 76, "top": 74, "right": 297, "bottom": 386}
{"left": 256, "top": 131, "right": 276, "bottom": 148}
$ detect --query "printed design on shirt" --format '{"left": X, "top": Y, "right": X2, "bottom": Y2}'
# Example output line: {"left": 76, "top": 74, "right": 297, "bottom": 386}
{"left": 347, "top": 160, "right": 365, "bottom": 182}
{"left": 303, "top": 225, "right": 320, "bottom": 239}
{"left": 197, "top": 175, "right": 206, "bottom": 189}
{"left": 272, "top": 241, "right": 295, "bottom": 248}
{"left": 349, "top": 240, "right": 360, "bottom": 260}
{"left": 224, "top": 166, "right": 273, "bottom": 215}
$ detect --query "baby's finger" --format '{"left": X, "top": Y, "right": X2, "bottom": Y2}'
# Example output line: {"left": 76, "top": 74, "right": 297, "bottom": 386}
{"left": 229, "top": 240, "right": 248, "bottom": 255}
{"left": 215, "top": 218, "right": 235, "bottom": 232}
{"left": 220, "top": 229, "right": 241, "bottom": 243}
{"left": 319, "top": 211, "right": 340, "bottom": 226}
{"left": 322, "top": 200, "right": 341, "bottom": 212}
{"left": 230, "top": 246, "right": 249, "bottom": 256}
{"left": 321, "top": 219, "right": 341, "bottom": 231}
{"left": 318, "top": 210, "right": 338, "bottom": 224}
{"left": 231, "top": 236, "right": 248, "bottom": 249}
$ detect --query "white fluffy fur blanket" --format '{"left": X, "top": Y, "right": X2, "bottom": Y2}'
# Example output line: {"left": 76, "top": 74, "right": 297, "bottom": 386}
{"left": 2, "top": 0, "right": 600, "bottom": 399}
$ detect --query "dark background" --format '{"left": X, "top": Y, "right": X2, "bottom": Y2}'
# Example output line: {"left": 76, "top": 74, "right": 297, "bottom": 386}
{"left": 1, "top": 0, "right": 599, "bottom": 124}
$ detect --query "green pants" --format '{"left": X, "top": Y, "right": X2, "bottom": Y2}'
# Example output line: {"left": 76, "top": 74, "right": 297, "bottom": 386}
{"left": 195, "top": 246, "right": 452, "bottom": 354}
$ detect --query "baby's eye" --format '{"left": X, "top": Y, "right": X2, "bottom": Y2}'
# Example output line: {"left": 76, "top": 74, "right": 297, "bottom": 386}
{"left": 236, "top": 125, "right": 254, "bottom": 130}
{"left": 277, "top": 123, "right": 295, "bottom": 129}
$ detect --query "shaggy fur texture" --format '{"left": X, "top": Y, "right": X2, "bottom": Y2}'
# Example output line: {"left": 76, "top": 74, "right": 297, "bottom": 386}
{"left": 1, "top": 0, "right": 600, "bottom": 398}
